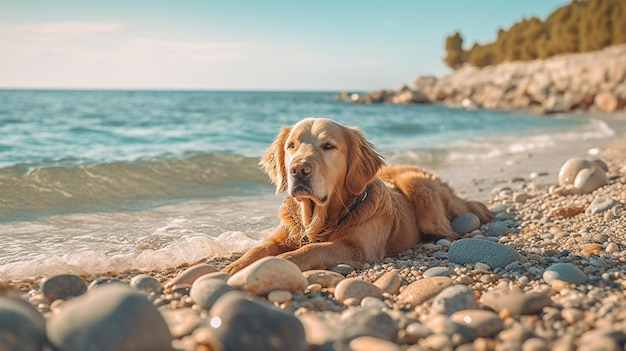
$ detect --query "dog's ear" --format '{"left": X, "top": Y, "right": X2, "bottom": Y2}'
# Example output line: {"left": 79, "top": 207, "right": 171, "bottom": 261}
{"left": 259, "top": 126, "right": 292, "bottom": 193}
{"left": 344, "top": 126, "right": 385, "bottom": 195}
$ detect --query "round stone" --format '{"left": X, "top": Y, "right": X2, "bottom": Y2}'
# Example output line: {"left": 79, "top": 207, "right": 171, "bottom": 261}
{"left": 558, "top": 158, "right": 593, "bottom": 185}
{"left": 190, "top": 278, "right": 234, "bottom": 310}
{"left": 209, "top": 291, "right": 307, "bottom": 351}
{"left": 451, "top": 213, "right": 481, "bottom": 235}
{"left": 87, "top": 277, "right": 127, "bottom": 290}
{"left": 0, "top": 295, "right": 46, "bottom": 351}
{"left": 543, "top": 263, "right": 587, "bottom": 285}
{"left": 41, "top": 274, "right": 87, "bottom": 303}
{"left": 574, "top": 166, "right": 608, "bottom": 194}
{"left": 450, "top": 309, "right": 504, "bottom": 337}
{"left": 373, "top": 270, "right": 401, "bottom": 295}
{"left": 396, "top": 277, "right": 453, "bottom": 308}
{"left": 585, "top": 196, "right": 617, "bottom": 215}
{"left": 349, "top": 336, "right": 402, "bottom": 351}
{"left": 422, "top": 266, "right": 452, "bottom": 278}
{"left": 334, "top": 278, "right": 382, "bottom": 303}
{"left": 227, "top": 257, "right": 307, "bottom": 295}
{"left": 429, "top": 284, "right": 479, "bottom": 316}
{"left": 46, "top": 284, "right": 172, "bottom": 351}
{"left": 267, "top": 290, "right": 293, "bottom": 304}
{"left": 130, "top": 274, "right": 162, "bottom": 294}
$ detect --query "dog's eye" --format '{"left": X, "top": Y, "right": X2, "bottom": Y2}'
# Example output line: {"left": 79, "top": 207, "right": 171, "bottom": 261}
{"left": 287, "top": 142, "right": 295, "bottom": 149}
{"left": 322, "top": 143, "right": 335, "bottom": 150}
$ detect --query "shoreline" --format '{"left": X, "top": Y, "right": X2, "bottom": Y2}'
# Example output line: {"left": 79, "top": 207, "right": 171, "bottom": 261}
{"left": 340, "top": 44, "right": 626, "bottom": 115}
{"left": 3, "top": 127, "right": 626, "bottom": 349}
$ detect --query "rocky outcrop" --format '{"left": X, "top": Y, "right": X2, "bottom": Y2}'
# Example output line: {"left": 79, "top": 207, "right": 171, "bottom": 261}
{"left": 341, "top": 44, "right": 626, "bottom": 114}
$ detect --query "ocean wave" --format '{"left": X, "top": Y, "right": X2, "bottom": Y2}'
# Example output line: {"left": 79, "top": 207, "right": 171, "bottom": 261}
{"left": 0, "top": 153, "right": 272, "bottom": 221}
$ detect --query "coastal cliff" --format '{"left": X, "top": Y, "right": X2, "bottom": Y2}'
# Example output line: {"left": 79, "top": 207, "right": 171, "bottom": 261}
{"left": 341, "top": 43, "right": 626, "bottom": 114}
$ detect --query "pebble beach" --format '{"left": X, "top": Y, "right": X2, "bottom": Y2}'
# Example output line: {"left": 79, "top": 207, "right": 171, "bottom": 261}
{"left": 3, "top": 124, "right": 626, "bottom": 351}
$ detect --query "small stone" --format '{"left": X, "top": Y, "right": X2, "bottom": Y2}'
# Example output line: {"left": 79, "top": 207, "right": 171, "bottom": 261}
{"left": 485, "top": 221, "right": 508, "bottom": 237}
{"left": 46, "top": 284, "right": 172, "bottom": 351}
{"left": 481, "top": 286, "right": 552, "bottom": 316}
{"left": 302, "top": 270, "right": 345, "bottom": 288}
{"left": 396, "top": 277, "right": 453, "bottom": 308}
{"left": 306, "top": 283, "right": 322, "bottom": 292}
{"left": 349, "top": 336, "right": 402, "bottom": 351}
{"left": 227, "top": 257, "right": 307, "bottom": 295}
{"left": 450, "top": 309, "right": 504, "bottom": 337}
{"left": 405, "top": 322, "right": 432, "bottom": 340}
{"left": 41, "top": 274, "right": 87, "bottom": 303}
{"left": 423, "top": 334, "right": 452, "bottom": 350}
{"left": 585, "top": 196, "right": 617, "bottom": 214}
{"left": 373, "top": 270, "right": 401, "bottom": 295}
{"left": 423, "top": 266, "right": 452, "bottom": 278}
{"left": 543, "top": 263, "right": 587, "bottom": 285}
{"left": 448, "top": 238, "right": 526, "bottom": 269}
{"left": 334, "top": 278, "right": 382, "bottom": 303}
{"left": 513, "top": 192, "right": 531, "bottom": 204}
{"left": 129, "top": 274, "right": 162, "bottom": 294}
{"left": 550, "top": 279, "right": 571, "bottom": 292}
{"left": 330, "top": 264, "right": 355, "bottom": 275}
{"left": 267, "top": 290, "right": 292, "bottom": 304}
{"left": 606, "top": 242, "right": 620, "bottom": 254}
{"left": 165, "top": 263, "right": 218, "bottom": 288}
{"left": 190, "top": 278, "right": 234, "bottom": 310}
{"left": 430, "top": 285, "right": 479, "bottom": 316}
{"left": 361, "top": 296, "right": 387, "bottom": 310}
{"left": 209, "top": 291, "right": 307, "bottom": 351}
{"left": 451, "top": 213, "right": 481, "bottom": 235}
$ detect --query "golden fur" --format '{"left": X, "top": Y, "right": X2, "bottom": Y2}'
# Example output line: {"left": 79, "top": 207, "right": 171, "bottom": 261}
{"left": 224, "top": 118, "right": 494, "bottom": 273}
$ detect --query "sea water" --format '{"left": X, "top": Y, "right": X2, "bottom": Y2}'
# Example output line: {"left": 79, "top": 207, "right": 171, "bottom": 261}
{"left": 0, "top": 90, "right": 620, "bottom": 278}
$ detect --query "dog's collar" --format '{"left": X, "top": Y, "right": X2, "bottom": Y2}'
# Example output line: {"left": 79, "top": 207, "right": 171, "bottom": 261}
{"left": 286, "top": 186, "right": 369, "bottom": 246}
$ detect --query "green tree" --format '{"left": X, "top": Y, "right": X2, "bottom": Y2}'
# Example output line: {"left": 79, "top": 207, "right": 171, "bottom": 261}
{"left": 443, "top": 31, "right": 465, "bottom": 69}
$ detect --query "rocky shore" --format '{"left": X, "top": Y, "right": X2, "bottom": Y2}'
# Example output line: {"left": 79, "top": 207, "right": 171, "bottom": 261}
{"left": 339, "top": 44, "right": 626, "bottom": 114}
{"left": 2, "top": 135, "right": 626, "bottom": 351}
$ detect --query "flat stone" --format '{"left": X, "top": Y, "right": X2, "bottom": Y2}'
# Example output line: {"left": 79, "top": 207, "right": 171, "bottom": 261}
{"left": 448, "top": 238, "right": 526, "bottom": 269}
{"left": 227, "top": 257, "right": 307, "bottom": 295}
{"left": 334, "top": 277, "right": 383, "bottom": 304}
{"left": 165, "top": 263, "right": 218, "bottom": 288}
{"left": 451, "top": 213, "right": 481, "bottom": 235}
{"left": 129, "top": 274, "right": 162, "bottom": 294}
{"left": 450, "top": 309, "right": 504, "bottom": 337}
{"left": 190, "top": 277, "right": 234, "bottom": 310}
{"left": 302, "top": 270, "right": 345, "bottom": 288}
{"left": 396, "top": 277, "right": 453, "bottom": 308}
{"left": 423, "top": 266, "right": 452, "bottom": 278}
{"left": 330, "top": 264, "right": 355, "bottom": 275}
{"left": 543, "top": 263, "right": 587, "bottom": 285}
{"left": 585, "top": 196, "right": 617, "bottom": 214}
{"left": 209, "top": 291, "right": 307, "bottom": 351}
{"left": 430, "top": 284, "right": 479, "bottom": 316}
{"left": 481, "top": 286, "right": 552, "bottom": 316}
{"left": 160, "top": 308, "right": 202, "bottom": 338}
{"left": 46, "top": 284, "right": 172, "bottom": 351}
{"left": 0, "top": 295, "right": 46, "bottom": 351}
{"left": 373, "top": 270, "right": 401, "bottom": 295}
{"left": 41, "top": 274, "right": 87, "bottom": 303}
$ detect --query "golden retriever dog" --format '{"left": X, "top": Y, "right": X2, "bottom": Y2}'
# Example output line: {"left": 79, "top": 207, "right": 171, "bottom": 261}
{"left": 224, "top": 118, "right": 493, "bottom": 274}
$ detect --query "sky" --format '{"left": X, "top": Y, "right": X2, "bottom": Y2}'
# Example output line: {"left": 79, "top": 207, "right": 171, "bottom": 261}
{"left": 1, "top": 0, "right": 568, "bottom": 91}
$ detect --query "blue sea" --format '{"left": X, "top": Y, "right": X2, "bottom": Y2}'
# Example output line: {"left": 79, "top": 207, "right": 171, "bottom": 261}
{"left": 0, "top": 90, "right": 620, "bottom": 279}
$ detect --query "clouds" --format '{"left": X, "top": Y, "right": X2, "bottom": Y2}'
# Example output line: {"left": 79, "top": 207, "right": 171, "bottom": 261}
{"left": 0, "top": 21, "right": 266, "bottom": 88}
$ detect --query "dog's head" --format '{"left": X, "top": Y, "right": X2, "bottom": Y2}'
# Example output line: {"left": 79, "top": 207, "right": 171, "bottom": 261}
{"left": 260, "top": 118, "right": 384, "bottom": 205}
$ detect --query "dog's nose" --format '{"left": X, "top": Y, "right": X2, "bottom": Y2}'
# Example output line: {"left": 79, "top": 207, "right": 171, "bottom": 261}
{"left": 290, "top": 162, "right": 312, "bottom": 180}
